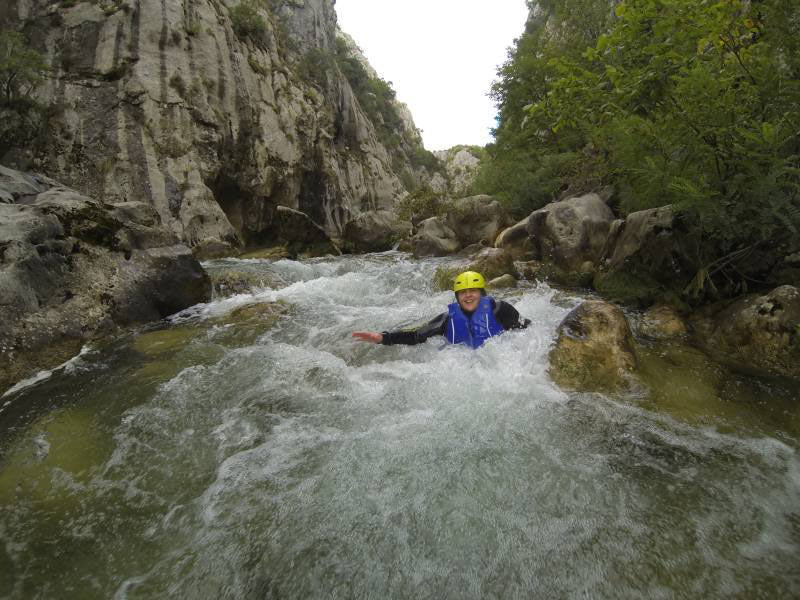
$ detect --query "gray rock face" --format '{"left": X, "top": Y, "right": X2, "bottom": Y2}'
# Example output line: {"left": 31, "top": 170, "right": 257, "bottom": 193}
{"left": 5, "top": 0, "right": 423, "bottom": 255}
{"left": 496, "top": 193, "right": 614, "bottom": 285}
{"left": 411, "top": 217, "right": 460, "bottom": 257}
{"left": 527, "top": 193, "right": 614, "bottom": 275}
{"left": 433, "top": 147, "right": 482, "bottom": 197}
{"left": 0, "top": 166, "right": 210, "bottom": 394}
{"left": 549, "top": 300, "right": 637, "bottom": 392}
{"left": 340, "top": 209, "right": 410, "bottom": 253}
{"left": 689, "top": 285, "right": 800, "bottom": 378}
{"left": 495, "top": 218, "right": 535, "bottom": 259}
{"left": 594, "top": 205, "right": 698, "bottom": 306}
{"left": 444, "top": 195, "right": 511, "bottom": 247}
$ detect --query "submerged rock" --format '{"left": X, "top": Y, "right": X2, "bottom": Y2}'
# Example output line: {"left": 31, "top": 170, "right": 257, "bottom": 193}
{"left": 638, "top": 305, "right": 688, "bottom": 340}
{"left": 549, "top": 300, "right": 637, "bottom": 392}
{"left": 208, "top": 269, "right": 285, "bottom": 298}
{"left": 689, "top": 285, "right": 800, "bottom": 378}
{"left": 0, "top": 166, "right": 210, "bottom": 395}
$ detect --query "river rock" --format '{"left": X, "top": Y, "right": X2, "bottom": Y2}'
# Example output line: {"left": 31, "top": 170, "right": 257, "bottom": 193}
{"left": 443, "top": 195, "right": 511, "bottom": 247}
{"left": 689, "top": 285, "right": 800, "bottom": 378}
{"left": 527, "top": 193, "right": 615, "bottom": 285}
{"left": 0, "top": 167, "right": 210, "bottom": 394}
{"left": 638, "top": 305, "right": 688, "bottom": 340}
{"left": 594, "top": 205, "right": 698, "bottom": 307}
{"left": 340, "top": 209, "right": 411, "bottom": 253}
{"left": 207, "top": 269, "right": 286, "bottom": 298}
{"left": 488, "top": 274, "right": 517, "bottom": 289}
{"left": 470, "top": 247, "right": 520, "bottom": 281}
{"left": 495, "top": 218, "right": 535, "bottom": 259}
{"left": 549, "top": 300, "right": 638, "bottom": 392}
{"left": 432, "top": 247, "right": 519, "bottom": 291}
{"left": 411, "top": 217, "right": 460, "bottom": 257}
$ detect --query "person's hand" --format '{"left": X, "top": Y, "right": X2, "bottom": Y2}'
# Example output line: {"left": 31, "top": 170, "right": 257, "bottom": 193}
{"left": 352, "top": 331, "right": 383, "bottom": 344}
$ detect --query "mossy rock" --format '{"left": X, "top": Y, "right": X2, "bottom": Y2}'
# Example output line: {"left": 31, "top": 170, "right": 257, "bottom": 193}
{"left": 132, "top": 325, "right": 201, "bottom": 357}
{"left": 0, "top": 338, "right": 85, "bottom": 397}
{"left": 432, "top": 248, "right": 520, "bottom": 292}
{"left": 488, "top": 274, "right": 517, "bottom": 289}
{"left": 549, "top": 300, "right": 638, "bottom": 392}
{"left": 432, "top": 265, "right": 465, "bottom": 292}
{"left": 209, "top": 269, "right": 285, "bottom": 297}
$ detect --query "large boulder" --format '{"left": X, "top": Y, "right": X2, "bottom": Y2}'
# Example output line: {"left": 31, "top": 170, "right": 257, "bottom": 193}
{"left": 549, "top": 300, "right": 638, "bottom": 392}
{"left": 411, "top": 217, "right": 461, "bottom": 257}
{"left": 594, "top": 205, "right": 698, "bottom": 307}
{"left": 496, "top": 193, "right": 614, "bottom": 285}
{"left": 495, "top": 218, "right": 535, "bottom": 259}
{"left": 444, "top": 195, "right": 511, "bottom": 247}
{"left": 527, "top": 193, "right": 615, "bottom": 284}
{"left": 689, "top": 285, "right": 800, "bottom": 378}
{"left": 0, "top": 166, "right": 211, "bottom": 394}
{"left": 340, "top": 210, "right": 411, "bottom": 253}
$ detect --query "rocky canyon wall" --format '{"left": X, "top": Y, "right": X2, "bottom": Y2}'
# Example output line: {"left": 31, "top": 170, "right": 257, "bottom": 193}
{"left": 2, "top": 0, "right": 428, "bottom": 256}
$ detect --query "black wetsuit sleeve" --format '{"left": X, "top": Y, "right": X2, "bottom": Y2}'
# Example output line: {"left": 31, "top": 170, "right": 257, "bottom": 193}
{"left": 381, "top": 312, "right": 448, "bottom": 346}
{"left": 495, "top": 300, "right": 531, "bottom": 330}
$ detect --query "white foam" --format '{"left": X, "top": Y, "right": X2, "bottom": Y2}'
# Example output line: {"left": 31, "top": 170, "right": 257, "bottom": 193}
{"left": 1, "top": 344, "right": 94, "bottom": 400}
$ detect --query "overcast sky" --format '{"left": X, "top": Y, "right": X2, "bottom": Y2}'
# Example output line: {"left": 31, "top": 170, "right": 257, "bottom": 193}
{"left": 334, "top": 0, "right": 529, "bottom": 151}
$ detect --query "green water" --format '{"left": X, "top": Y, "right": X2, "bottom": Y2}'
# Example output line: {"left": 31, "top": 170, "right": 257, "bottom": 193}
{"left": 1, "top": 254, "right": 798, "bottom": 599}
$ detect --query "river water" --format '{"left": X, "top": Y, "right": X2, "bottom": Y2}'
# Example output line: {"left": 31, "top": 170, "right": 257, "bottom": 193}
{"left": 1, "top": 253, "right": 799, "bottom": 599}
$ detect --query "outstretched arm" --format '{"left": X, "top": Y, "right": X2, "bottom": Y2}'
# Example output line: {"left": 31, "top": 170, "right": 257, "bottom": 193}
{"left": 352, "top": 313, "right": 449, "bottom": 346}
{"left": 352, "top": 331, "right": 383, "bottom": 344}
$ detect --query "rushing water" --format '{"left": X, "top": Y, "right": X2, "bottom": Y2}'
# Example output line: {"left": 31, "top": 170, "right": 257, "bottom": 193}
{"left": 1, "top": 253, "right": 799, "bottom": 599}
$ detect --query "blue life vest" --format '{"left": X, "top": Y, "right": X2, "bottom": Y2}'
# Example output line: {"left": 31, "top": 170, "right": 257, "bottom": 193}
{"left": 446, "top": 296, "right": 505, "bottom": 348}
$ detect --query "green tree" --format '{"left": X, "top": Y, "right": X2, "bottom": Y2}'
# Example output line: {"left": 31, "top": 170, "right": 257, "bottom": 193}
{"left": 0, "top": 29, "right": 49, "bottom": 157}
{"left": 483, "top": 0, "right": 800, "bottom": 300}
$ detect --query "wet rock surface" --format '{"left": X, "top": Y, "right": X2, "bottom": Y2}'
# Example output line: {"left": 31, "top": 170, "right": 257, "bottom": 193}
{"left": 0, "top": 166, "right": 210, "bottom": 394}
{"left": 594, "top": 205, "right": 698, "bottom": 307}
{"left": 689, "top": 285, "right": 800, "bottom": 378}
{"left": 411, "top": 217, "right": 460, "bottom": 257}
{"left": 340, "top": 210, "right": 410, "bottom": 253}
{"left": 638, "top": 304, "right": 688, "bottom": 340}
{"left": 549, "top": 300, "right": 638, "bottom": 392}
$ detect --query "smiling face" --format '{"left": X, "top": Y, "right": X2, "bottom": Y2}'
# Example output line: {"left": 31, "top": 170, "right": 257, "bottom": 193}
{"left": 456, "top": 287, "right": 481, "bottom": 313}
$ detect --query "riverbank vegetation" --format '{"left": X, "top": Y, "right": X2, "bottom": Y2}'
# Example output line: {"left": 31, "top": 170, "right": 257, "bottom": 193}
{"left": 0, "top": 30, "right": 48, "bottom": 157}
{"left": 477, "top": 0, "right": 800, "bottom": 301}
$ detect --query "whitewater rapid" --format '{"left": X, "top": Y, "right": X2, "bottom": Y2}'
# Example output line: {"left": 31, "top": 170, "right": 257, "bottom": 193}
{"left": 0, "top": 253, "right": 798, "bottom": 599}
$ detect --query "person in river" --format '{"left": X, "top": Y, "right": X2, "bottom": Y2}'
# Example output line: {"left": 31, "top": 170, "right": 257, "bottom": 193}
{"left": 352, "top": 270, "right": 531, "bottom": 348}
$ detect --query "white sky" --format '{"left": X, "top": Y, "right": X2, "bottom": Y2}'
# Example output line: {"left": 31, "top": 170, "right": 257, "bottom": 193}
{"left": 334, "top": 0, "right": 529, "bottom": 151}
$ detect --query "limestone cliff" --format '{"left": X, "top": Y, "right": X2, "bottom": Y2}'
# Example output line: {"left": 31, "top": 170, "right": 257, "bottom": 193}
{"left": 1, "top": 0, "right": 433, "bottom": 256}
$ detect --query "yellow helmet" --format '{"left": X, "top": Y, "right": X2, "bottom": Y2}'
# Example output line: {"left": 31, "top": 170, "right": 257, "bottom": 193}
{"left": 453, "top": 271, "right": 486, "bottom": 292}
